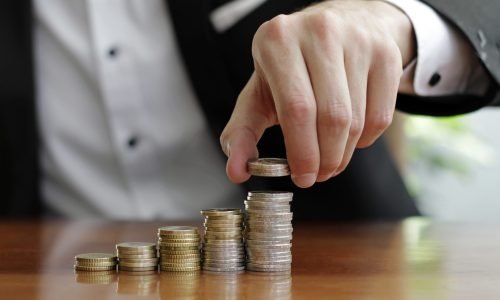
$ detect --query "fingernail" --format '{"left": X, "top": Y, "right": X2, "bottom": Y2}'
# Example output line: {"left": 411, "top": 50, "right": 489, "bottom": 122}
{"left": 225, "top": 142, "right": 231, "bottom": 157}
{"left": 291, "top": 173, "right": 316, "bottom": 188}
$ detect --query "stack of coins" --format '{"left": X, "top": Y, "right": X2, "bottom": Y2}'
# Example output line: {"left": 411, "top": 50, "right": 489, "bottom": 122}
{"left": 244, "top": 191, "right": 293, "bottom": 272}
{"left": 247, "top": 158, "right": 290, "bottom": 177}
{"left": 158, "top": 226, "right": 201, "bottom": 272}
{"left": 201, "top": 209, "right": 246, "bottom": 272}
{"left": 74, "top": 253, "right": 117, "bottom": 272}
{"left": 116, "top": 242, "right": 158, "bottom": 272}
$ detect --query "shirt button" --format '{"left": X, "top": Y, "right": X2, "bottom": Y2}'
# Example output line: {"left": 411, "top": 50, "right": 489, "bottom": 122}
{"left": 428, "top": 72, "right": 441, "bottom": 86}
{"left": 108, "top": 47, "right": 119, "bottom": 58}
{"left": 127, "top": 136, "right": 139, "bottom": 148}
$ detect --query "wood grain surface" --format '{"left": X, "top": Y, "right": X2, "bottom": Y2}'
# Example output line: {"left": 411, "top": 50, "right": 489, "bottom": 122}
{"left": 0, "top": 218, "right": 499, "bottom": 299}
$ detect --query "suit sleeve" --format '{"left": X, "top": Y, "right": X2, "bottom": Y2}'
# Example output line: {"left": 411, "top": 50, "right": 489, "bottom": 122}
{"left": 395, "top": 0, "right": 500, "bottom": 116}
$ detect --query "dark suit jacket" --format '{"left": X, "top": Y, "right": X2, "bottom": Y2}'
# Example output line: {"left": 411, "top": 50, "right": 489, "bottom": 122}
{"left": 0, "top": 0, "right": 498, "bottom": 218}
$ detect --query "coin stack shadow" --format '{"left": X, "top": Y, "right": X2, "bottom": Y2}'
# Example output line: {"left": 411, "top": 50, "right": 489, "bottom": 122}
{"left": 244, "top": 191, "right": 293, "bottom": 272}
{"left": 117, "top": 242, "right": 158, "bottom": 272}
{"left": 158, "top": 226, "right": 201, "bottom": 272}
{"left": 201, "top": 209, "right": 246, "bottom": 272}
{"left": 74, "top": 253, "right": 118, "bottom": 272}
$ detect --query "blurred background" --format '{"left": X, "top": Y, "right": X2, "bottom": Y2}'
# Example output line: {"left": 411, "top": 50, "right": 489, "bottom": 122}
{"left": 386, "top": 108, "right": 499, "bottom": 221}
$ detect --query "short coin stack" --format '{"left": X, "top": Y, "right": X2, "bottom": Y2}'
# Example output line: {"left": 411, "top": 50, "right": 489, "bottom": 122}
{"left": 248, "top": 158, "right": 291, "bottom": 177}
{"left": 245, "top": 191, "right": 293, "bottom": 272}
{"left": 158, "top": 226, "right": 201, "bottom": 272}
{"left": 201, "top": 209, "right": 246, "bottom": 272}
{"left": 116, "top": 242, "right": 158, "bottom": 272}
{"left": 74, "top": 253, "right": 117, "bottom": 272}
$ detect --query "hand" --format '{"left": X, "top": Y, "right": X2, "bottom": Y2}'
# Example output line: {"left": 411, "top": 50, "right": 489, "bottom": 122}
{"left": 220, "top": 0, "right": 416, "bottom": 188}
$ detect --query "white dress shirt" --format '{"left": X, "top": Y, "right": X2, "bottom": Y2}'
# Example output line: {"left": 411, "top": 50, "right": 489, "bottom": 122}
{"left": 385, "top": 0, "right": 491, "bottom": 95}
{"left": 34, "top": 0, "right": 245, "bottom": 220}
{"left": 34, "top": 0, "right": 490, "bottom": 220}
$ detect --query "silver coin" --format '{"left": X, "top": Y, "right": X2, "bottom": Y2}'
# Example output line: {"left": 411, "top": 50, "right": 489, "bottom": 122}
{"left": 246, "top": 264, "right": 291, "bottom": 272}
{"left": 245, "top": 207, "right": 290, "bottom": 213}
{"left": 203, "top": 258, "right": 246, "bottom": 264}
{"left": 203, "top": 265, "right": 246, "bottom": 272}
{"left": 245, "top": 220, "right": 292, "bottom": 226}
{"left": 244, "top": 227, "right": 293, "bottom": 233}
{"left": 245, "top": 235, "right": 292, "bottom": 241}
{"left": 247, "top": 191, "right": 293, "bottom": 199}
{"left": 203, "top": 261, "right": 245, "bottom": 267}
{"left": 203, "top": 254, "right": 245, "bottom": 260}
{"left": 247, "top": 250, "right": 291, "bottom": 256}
{"left": 203, "top": 244, "right": 244, "bottom": 250}
{"left": 246, "top": 214, "right": 293, "bottom": 220}
{"left": 205, "top": 226, "right": 243, "bottom": 234}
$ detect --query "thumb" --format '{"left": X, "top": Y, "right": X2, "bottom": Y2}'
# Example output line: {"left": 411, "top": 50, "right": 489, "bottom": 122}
{"left": 220, "top": 73, "right": 276, "bottom": 183}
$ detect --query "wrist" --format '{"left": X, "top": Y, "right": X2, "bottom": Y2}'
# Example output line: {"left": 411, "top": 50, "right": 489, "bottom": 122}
{"left": 373, "top": 1, "right": 416, "bottom": 66}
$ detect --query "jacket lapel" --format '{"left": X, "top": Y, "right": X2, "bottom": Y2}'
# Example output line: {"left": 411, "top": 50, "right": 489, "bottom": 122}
{"left": 165, "top": 0, "right": 236, "bottom": 136}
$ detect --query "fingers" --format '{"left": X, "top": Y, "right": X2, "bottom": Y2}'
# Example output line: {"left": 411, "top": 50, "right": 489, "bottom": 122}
{"left": 254, "top": 16, "right": 320, "bottom": 188}
{"left": 300, "top": 32, "right": 351, "bottom": 183}
{"left": 221, "top": 73, "right": 276, "bottom": 183}
{"left": 357, "top": 42, "right": 402, "bottom": 148}
{"left": 333, "top": 40, "right": 370, "bottom": 176}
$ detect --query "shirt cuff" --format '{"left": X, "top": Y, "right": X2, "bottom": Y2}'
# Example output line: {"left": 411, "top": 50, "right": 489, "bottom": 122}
{"left": 383, "top": 0, "right": 490, "bottom": 96}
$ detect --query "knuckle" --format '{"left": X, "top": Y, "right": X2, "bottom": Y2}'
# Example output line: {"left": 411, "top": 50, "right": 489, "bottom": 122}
{"left": 259, "top": 14, "right": 290, "bottom": 44}
{"left": 373, "top": 39, "right": 402, "bottom": 67}
{"left": 307, "top": 11, "right": 339, "bottom": 41}
{"left": 317, "top": 103, "right": 351, "bottom": 129}
{"left": 351, "top": 27, "right": 371, "bottom": 50}
{"left": 282, "top": 98, "right": 314, "bottom": 125}
{"left": 367, "top": 112, "right": 393, "bottom": 132}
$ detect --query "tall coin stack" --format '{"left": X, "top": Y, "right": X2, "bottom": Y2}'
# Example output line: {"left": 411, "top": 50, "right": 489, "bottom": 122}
{"left": 201, "top": 209, "right": 246, "bottom": 272}
{"left": 116, "top": 242, "right": 158, "bottom": 272}
{"left": 245, "top": 191, "right": 293, "bottom": 272}
{"left": 246, "top": 157, "right": 293, "bottom": 273}
{"left": 158, "top": 226, "right": 201, "bottom": 272}
{"left": 74, "top": 253, "right": 117, "bottom": 272}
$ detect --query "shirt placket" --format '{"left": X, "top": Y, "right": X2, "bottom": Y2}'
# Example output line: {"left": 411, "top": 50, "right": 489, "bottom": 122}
{"left": 87, "top": 0, "right": 169, "bottom": 218}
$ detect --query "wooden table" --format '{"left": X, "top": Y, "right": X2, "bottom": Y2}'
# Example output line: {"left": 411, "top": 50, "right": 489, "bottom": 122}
{"left": 0, "top": 218, "right": 499, "bottom": 299}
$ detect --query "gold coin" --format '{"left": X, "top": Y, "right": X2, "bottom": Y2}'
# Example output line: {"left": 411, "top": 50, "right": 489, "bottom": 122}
{"left": 75, "top": 261, "right": 117, "bottom": 267}
{"left": 119, "top": 257, "right": 158, "bottom": 263}
{"left": 119, "top": 262, "right": 159, "bottom": 268}
{"left": 158, "top": 243, "right": 199, "bottom": 249}
{"left": 204, "top": 215, "right": 244, "bottom": 221}
{"left": 116, "top": 242, "right": 156, "bottom": 250}
{"left": 158, "top": 233, "right": 200, "bottom": 239}
{"left": 204, "top": 227, "right": 243, "bottom": 233}
{"left": 117, "top": 253, "right": 157, "bottom": 259}
{"left": 160, "top": 266, "right": 200, "bottom": 272}
{"left": 158, "top": 226, "right": 198, "bottom": 235}
{"left": 159, "top": 251, "right": 200, "bottom": 256}
{"left": 74, "top": 265, "right": 117, "bottom": 271}
{"left": 75, "top": 253, "right": 117, "bottom": 263}
{"left": 160, "top": 263, "right": 200, "bottom": 268}
{"left": 158, "top": 238, "right": 200, "bottom": 243}
{"left": 161, "top": 254, "right": 201, "bottom": 259}
{"left": 200, "top": 208, "right": 242, "bottom": 216}
{"left": 119, "top": 266, "right": 157, "bottom": 272}
{"left": 161, "top": 258, "right": 201, "bottom": 264}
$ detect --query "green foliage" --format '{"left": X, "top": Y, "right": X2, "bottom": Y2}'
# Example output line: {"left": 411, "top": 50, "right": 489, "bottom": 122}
{"left": 404, "top": 115, "right": 495, "bottom": 197}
